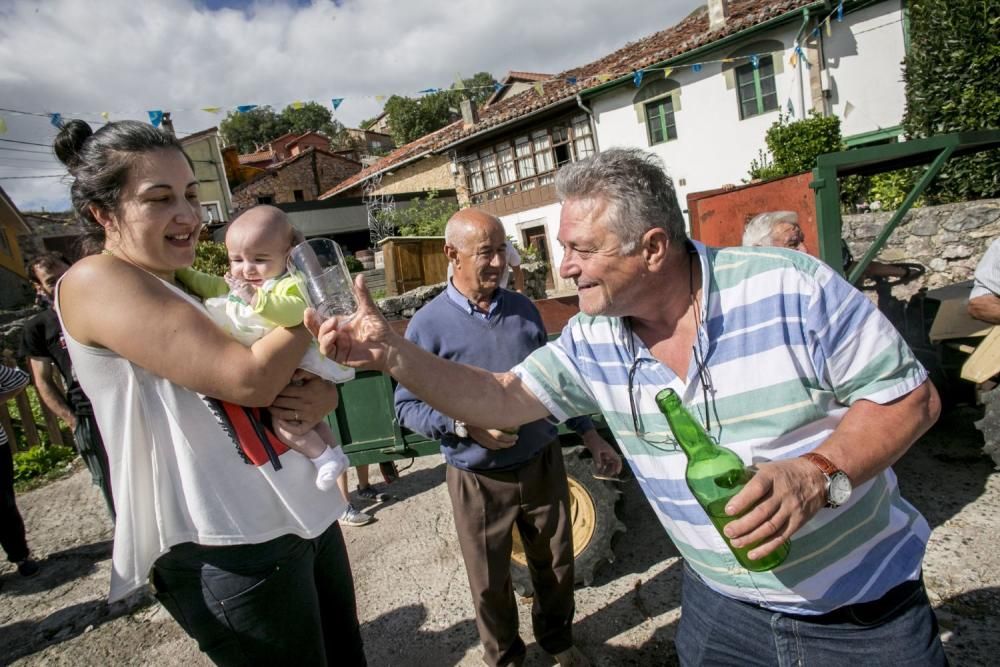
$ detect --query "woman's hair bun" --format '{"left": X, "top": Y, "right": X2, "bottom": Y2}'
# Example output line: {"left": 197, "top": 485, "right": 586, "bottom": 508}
{"left": 53, "top": 119, "right": 94, "bottom": 169}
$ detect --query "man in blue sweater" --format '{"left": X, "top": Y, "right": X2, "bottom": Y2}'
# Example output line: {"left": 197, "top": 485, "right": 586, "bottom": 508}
{"left": 395, "top": 209, "right": 621, "bottom": 667}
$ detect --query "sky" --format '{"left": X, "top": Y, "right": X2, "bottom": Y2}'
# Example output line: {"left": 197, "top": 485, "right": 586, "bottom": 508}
{"left": 0, "top": 0, "right": 703, "bottom": 213}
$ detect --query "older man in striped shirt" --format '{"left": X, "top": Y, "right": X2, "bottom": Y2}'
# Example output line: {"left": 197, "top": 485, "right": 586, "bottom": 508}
{"left": 309, "top": 148, "right": 946, "bottom": 665}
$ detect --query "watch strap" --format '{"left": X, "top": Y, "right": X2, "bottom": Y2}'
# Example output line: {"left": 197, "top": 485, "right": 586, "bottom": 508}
{"left": 801, "top": 452, "right": 840, "bottom": 477}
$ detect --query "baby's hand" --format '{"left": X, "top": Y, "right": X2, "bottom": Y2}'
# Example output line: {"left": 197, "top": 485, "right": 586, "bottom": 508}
{"left": 225, "top": 273, "right": 258, "bottom": 306}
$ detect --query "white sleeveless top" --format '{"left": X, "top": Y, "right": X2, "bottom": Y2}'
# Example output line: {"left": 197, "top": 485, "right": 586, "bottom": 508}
{"left": 58, "top": 278, "right": 346, "bottom": 601}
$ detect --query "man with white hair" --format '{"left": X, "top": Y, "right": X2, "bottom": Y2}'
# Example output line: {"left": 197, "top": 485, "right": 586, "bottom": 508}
{"left": 313, "top": 149, "right": 946, "bottom": 665}
{"left": 395, "top": 208, "right": 620, "bottom": 667}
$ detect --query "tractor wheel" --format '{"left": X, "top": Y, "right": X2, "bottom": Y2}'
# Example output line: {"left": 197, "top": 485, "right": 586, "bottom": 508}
{"left": 510, "top": 447, "right": 625, "bottom": 597}
{"left": 974, "top": 384, "right": 1000, "bottom": 468}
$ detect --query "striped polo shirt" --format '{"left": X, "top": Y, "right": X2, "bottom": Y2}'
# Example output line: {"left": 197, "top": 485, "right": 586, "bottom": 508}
{"left": 0, "top": 365, "right": 30, "bottom": 446}
{"left": 512, "top": 241, "right": 930, "bottom": 615}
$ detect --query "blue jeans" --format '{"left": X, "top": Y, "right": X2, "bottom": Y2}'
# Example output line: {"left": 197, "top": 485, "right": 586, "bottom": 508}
{"left": 152, "top": 521, "right": 366, "bottom": 666}
{"left": 676, "top": 565, "right": 947, "bottom": 666}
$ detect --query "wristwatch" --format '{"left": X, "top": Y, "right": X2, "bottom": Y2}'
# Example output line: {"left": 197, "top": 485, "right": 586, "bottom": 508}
{"left": 801, "top": 452, "right": 853, "bottom": 508}
{"left": 454, "top": 420, "right": 469, "bottom": 439}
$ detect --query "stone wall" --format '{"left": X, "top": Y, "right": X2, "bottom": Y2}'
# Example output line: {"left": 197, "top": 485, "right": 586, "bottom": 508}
{"left": 843, "top": 199, "right": 1000, "bottom": 299}
{"left": 232, "top": 150, "right": 361, "bottom": 212}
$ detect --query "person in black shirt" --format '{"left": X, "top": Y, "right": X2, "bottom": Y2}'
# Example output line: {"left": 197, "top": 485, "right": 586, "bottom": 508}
{"left": 20, "top": 253, "right": 114, "bottom": 520}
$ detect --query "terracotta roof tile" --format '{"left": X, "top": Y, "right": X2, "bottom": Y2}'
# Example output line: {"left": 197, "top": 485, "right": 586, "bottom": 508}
{"left": 321, "top": 0, "right": 813, "bottom": 198}
{"left": 238, "top": 149, "right": 275, "bottom": 164}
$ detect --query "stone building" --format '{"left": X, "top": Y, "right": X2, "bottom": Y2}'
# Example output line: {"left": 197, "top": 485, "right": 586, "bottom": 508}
{"left": 231, "top": 147, "right": 362, "bottom": 213}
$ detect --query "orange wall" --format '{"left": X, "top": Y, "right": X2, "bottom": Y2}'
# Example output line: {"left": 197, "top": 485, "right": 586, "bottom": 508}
{"left": 686, "top": 172, "right": 818, "bottom": 257}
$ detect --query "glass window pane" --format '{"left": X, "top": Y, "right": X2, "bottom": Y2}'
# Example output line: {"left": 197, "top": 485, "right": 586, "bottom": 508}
{"left": 497, "top": 147, "right": 516, "bottom": 184}
{"left": 539, "top": 173, "right": 555, "bottom": 186}
{"left": 470, "top": 172, "right": 484, "bottom": 192}
{"left": 518, "top": 156, "right": 536, "bottom": 177}
{"left": 574, "top": 137, "right": 594, "bottom": 159}
{"left": 759, "top": 73, "right": 777, "bottom": 99}
{"left": 650, "top": 123, "right": 664, "bottom": 144}
{"left": 741, "top": 99, "right": 758, "bottom": 119}
{"left": 535, "top": 148, "right": 554, "bottom": 173}
{"left": 514, "top": 137, "right": 532, "bottom": 156}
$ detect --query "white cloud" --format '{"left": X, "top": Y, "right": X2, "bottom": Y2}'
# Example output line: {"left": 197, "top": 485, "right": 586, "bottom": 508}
{"left": 0, "top": 0, "right": 702, "bottom": 211}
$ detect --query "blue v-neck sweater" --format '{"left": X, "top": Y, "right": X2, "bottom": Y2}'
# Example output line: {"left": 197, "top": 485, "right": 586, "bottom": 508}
{"left": 394, "top": 287, "right": 593, "bottom": 472}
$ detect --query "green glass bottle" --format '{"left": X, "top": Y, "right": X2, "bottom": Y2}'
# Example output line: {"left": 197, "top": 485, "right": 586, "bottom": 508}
{"left": 655, "top": 388, "right": 789, "bottom": 572}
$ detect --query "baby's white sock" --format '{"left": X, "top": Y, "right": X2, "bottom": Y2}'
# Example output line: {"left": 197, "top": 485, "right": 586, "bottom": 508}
{"left": 312, "top": 446, "right": 349, "bottom": 491}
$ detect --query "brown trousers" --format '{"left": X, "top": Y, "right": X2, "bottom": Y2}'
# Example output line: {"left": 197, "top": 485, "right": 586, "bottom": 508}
{"left": 446, "top": 441, "right": 575, "bottom": 667}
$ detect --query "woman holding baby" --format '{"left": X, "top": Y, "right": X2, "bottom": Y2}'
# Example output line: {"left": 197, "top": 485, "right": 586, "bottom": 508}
{"left": 53, "top": 119, "right": 366, "bottom": 665}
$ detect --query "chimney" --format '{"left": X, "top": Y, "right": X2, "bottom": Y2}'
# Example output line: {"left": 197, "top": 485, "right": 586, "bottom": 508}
{"left": 708, "top": 0, "right": 729, "bottom": 31}
{"left": 460, "top": 98, "right": 479, "bottom": 128}
{"left": 160, "top": 112, "right": 176, "bottom": 137}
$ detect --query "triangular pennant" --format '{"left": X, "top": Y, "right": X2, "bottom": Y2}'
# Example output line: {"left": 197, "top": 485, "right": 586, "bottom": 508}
{"left": 790, "top": 51, "right": 799, "bottom": 67}
{"left": 493, "top": 82, "right": 503, "bottom": 93}
{"left": 533, "top": 82, "right": 544, "bottom": 96}
{"left": 597, "top": 73, "right": 612, "bottom": 82}
{"left": 662, "top": 67, "right": 674, "bottom": 78}
{"left": 692, "top": 63, "right": 703, "bottom": 72}
{"left": 633, "top": 70, "right": 644, "bottom": 88}
{"left": 49, "top": 113, "right": 63, "bottom": 128}
{"left": 566, "top": 76, "right": 577, "bottom": 86}
{"left": 418, "top": 88, "right": 441, "bottom": 94}
{"left": 786, "top": 99, "right": 795, "bottom": 117}
{"left": 844, "top": 101, "right": 855, "bottom": 118}
{"left": 837, "top": 2, "right": 843, "bottom": 21}
{"left": 453, "top": 73, "right": 466, "bottom": 90}
{"left": 751, "top": 54, "right": 760, "bottom": 70}
{"left": 236, "top": 105, "right": 258, "bottom": 114}
{"left": 375, "top": 95, "right": 386, "bottom": 103}
{"left": 825, "top": 16, "right": 832, "bottom": 36}
{"left": 290, "top": 101, "right": 305, "bottom": 110}
{"left": 331, "top": 98, "right": 344, "bottom": 110}
{"left": 147, "top": 110, "right": 163, "bottom": 127}
{"left": 101, "top": 111, "right": 110, "bottom": 122}
{"left": 201, "top": 107, "right": 222, "bottom": 114}
{"left": 0, "top": 116, "right": 6, "bottom": 135}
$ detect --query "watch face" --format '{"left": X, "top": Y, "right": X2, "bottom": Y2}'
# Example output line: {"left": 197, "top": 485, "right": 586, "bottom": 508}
{"left": 829, "top": 472, "right": 852, "bottom": 506}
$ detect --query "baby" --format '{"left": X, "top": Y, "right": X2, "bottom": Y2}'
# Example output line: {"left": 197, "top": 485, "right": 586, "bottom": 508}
{"left": 178, "top": 205, "right": 354, "bottom": 491}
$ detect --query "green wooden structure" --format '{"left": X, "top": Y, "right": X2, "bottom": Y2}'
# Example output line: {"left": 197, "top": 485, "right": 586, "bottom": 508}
{"left": 810, "top": 130, "right": 1000, "bottom": 284}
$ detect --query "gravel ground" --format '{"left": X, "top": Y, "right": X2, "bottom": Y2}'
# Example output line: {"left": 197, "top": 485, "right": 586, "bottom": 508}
{"left": 1, "top": 408, "right": 997, "bottom": 666}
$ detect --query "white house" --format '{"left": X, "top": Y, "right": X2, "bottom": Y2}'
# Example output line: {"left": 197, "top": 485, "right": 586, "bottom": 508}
{"left": 322, "top": 0, "right": 911, "bottom": 295}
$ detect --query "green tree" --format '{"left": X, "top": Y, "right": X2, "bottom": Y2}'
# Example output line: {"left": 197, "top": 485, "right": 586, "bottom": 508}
{"left": 383, "top": 72, "right": 497, "bottom": 145}
{"left": 192, "top": 240, "right": 230, "bottom": 276}
{"left": 902, "top": 0, "right": 1000, "bottom": 203}
{"left": 220, "top": 106, "right": 286, "bottom": 153}
{"left": 747, "top": 111, "right": 843, "bottom": 181}
{"left": 220, "top": 103, "right": 344, "bottom": 153}
{"left": 382, "top": 190, "right": 458, "bottom": 237}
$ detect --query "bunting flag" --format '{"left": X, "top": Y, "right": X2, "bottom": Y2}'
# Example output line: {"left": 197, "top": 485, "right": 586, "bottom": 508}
{"left": 418, "top": 88, "right": 441, "bottom": 94}
{"left": 825, "top": 16, "right": 832, "bottom": 36}
{"left": 662, "top": 67, "right": 674, "bottom": 78}
{"left": 236, "top": 105, "right": 258, "bottom": 113}
{"left": 597, "top": 73, "right": 612, "bottom": 82}
{"left": 290, "top": 100, "right": 305, "bottom": 110}
{"left": 692, "top": 63, "right": 702, "bottom": 72}
{"left": 533, "top": 82, "right": 544, "bottom": 96}
{"left": 750, "top": 54, "right": 760, "bottom": 70}
{"left": 790, "top": 50, "right": 799, "bottom": 67}
{"left": 786, "top": 99, "right": 795, "bottom": 117}
{"left": 837, "top": 2, "right": 843, "bottom": 21}
{"left": 147, "top": 110, "right": 163, "bottom": 127}
{"left": 493, "top": 82, "right": 503, "bottom": 93}
{"left": 101, "top": 111, "right": 110, "bottom": 122}
{"left": 49, "top": 113, "right": 62, "bottom": 128}
{"left": 453, "top": 74, "right": 466, "bottom": 90}
{"left": 201, "top": 107, "right": 222, "bottom": 114}
{"left": 331, "top": 98, "right": 343, "bottom": 110}
{"left": 0, "top": 116, "right": 6, "bottom": 135}
{"left": 375, "top": 95, "right": 386, "bottom": 104}
{"left": 844, "top": 101, "right": 855, "bottom": 118}
{"left": 566, "top": 76, "right": 577, "bottom": 86}
{"left": 633, "top": 70, "right": 644, "bottom": 88}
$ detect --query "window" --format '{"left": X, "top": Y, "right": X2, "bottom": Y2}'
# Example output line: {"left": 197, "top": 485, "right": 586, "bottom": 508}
{"left": 736, "top": 55, "right": 778, "bottom": 119}
{"left": 571, "top": 114, "right": 595, "bottom": 160}
{"left": 200, "top": 201, "right": 223, "bottom": 224}
{"left": 256, "top": 195, "right": 274, "bottom": 205}
{"left": 645, "top": 98, "right": 677, "bottom": 145}
{"left": 293, "top": 189, "right": 305, "bottom": 202}
{"left": 465, "top": 116, "right": 595, "bottom": 203}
